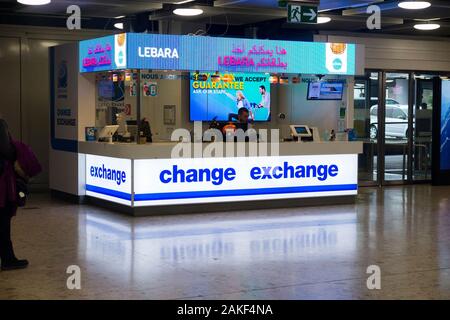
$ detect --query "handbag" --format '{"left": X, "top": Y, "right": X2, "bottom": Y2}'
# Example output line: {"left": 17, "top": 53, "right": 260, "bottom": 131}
{"left": 14, "top": 161, "right": 30, "bottom": 207}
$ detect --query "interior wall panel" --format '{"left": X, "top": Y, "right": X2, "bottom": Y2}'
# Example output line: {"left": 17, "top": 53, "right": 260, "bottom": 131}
{"left": 0, "top": 37, "right": 21, "bottom": 139}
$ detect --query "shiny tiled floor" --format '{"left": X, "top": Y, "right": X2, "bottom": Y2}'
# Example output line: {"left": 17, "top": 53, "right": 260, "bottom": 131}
{"left": 1, "top": 185, "right": 450, "bottom": 299}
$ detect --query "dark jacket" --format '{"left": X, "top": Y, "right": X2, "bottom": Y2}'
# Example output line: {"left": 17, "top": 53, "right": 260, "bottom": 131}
{"left": 0, "top": 119, "right": 17, "bottom": 213}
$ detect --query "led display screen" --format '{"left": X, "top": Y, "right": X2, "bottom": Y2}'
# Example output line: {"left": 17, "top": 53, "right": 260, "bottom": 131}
{"left": 80, "top": 33, "right": 357, "bottom": 75}
{"left": 307, "top": 81, "right": 344, "bottom": 100}
{"left": 441, "top": 80, "right": 450, "bottom": 170}
{"left": 190, "top": 72, "right": 270, "bottom": 122}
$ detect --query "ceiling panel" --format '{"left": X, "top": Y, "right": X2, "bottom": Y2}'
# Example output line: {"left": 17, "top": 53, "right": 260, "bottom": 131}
{"left": 0, "top": 0, "right": 449, "bottom": 37}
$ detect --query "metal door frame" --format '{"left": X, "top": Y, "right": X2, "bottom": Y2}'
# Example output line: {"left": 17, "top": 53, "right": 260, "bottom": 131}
{"left": 362, "top": 69, "right": 446, "bottom": 186}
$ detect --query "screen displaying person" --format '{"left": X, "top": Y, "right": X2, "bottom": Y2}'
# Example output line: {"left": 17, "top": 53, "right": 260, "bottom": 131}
{"left": 236, "top": 91, "right": 250, "bottom": 109}
{"left": 257, "top": 85, "right": 270, "bottom": 109}
{"left": 228, "top": 92, "right": 254, "bottom": 122}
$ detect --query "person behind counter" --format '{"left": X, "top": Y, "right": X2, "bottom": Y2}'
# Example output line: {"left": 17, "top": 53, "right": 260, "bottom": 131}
{"left": 223, "top": 107, "right": 251, "bottom": 135}
{"left": 237, "top": 107, "right": 250, "bottom": 129}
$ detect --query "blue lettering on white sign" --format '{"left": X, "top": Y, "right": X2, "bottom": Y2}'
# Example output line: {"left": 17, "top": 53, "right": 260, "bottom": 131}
{"left": 159, "top": 162, "right": 338, "bottom": 185}
{"left": 160, "top": 165, "right": 236, "bottom": 186}
{"left": 250, "top": 162, "right": 338, "bottom": 181}
{"left": 90, "top": 164, "right": 126, "bottom": 185}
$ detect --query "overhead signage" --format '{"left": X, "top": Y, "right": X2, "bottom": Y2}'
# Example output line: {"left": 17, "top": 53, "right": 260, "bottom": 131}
{"left": 287, "top": 4, "right": 318, "bottom": 24}
{"left": 79, "top": 33, "right": 356, "bottom": 75}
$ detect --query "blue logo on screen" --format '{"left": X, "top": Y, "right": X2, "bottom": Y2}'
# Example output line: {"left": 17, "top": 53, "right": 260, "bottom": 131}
{"left": 332, "top": 58, "right": 342, "bottom": 70}
{"left": 118, "top": 51, "right": 124, "bottom": 64}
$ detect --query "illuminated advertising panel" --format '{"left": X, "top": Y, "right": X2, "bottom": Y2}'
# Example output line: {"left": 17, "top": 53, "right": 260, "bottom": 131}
{"left": 133, "top": 154, "right": 358, "bottom": 207}
{"left": 84, "top": 154, "right": 358, "bottom": 207}
{"left": 190, "top": 72, "right": 271, "bottom": 121}
{"left": 79, "top": 34, "right": 127, "bottom": 73}
{"left": 441, "top": 80, "right": 450, "bottom": 170}
{"left": 80, "top": 33, "right": 357, "bottom": 75}
{"left": 85, "top": 154, "right": 132, "bottom": 206}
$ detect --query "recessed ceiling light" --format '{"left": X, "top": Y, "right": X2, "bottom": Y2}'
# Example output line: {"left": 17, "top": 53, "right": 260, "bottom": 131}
{"left": 173, "top": 8, "right": 203, "bottom": 16}
{"left": 114, "top": 22, "right": 124, "bottom": 30}
{"left": 414, "top": 23, "right": 440, "bottom": 30}
{"left": 317, "top": 16, "right": 331, "bottom": 24}
{"left": 174, "top": 0, "right": 195, "bottom": 4}
{"left": 398, "top": 1, "right": 431, "bottom": 10}
{"left": 17, "top": 0, "right": 51, "bottom": 5}
{"left": 114, "top": 15, "right": 125, "bottom": 19}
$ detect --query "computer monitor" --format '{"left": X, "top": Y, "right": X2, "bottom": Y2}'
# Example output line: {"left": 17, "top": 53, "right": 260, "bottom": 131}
{"left": 98, "top": 125, "right": 119, "bottom": 141}
{"left": 290, "top": 125, "right": 312, "bottom": 138}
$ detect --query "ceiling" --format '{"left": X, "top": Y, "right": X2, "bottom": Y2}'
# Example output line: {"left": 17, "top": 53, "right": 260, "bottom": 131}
{"left": 1, "top": 0, "right": 450, "bottom": 38}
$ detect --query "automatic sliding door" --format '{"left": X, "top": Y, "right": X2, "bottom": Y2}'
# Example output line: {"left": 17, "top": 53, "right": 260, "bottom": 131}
{"left": 383, "top": 73, "right": 411, "bottom": 183}
{"left": 413, "top": 75, "right": 435, "bottom": 181}
{"left": 354, "top": 72, "right": 380, "bottom": 185}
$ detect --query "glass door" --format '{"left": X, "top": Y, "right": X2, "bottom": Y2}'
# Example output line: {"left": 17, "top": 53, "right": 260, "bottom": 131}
{"left": 354, "top": 72, "right": 380, "bottom": 186}
{"left": 413, "top": 74, "right": 435, "bottom": 181}
{"left": 382, "top": 72, "right": 412, "bottom": 183}
{"left": 357, "top": 70, "right": 438, "bottom": 186}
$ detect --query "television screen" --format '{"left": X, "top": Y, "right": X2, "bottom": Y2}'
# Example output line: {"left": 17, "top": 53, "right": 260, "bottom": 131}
{"left": 295, "top": 127, "right": 309, "bottom": 134}
{"left": 97, "top": 79, "right": 124, "bottom": 102}
{"left": 307, "top": 81, "right": 344, "bottom": 100}
{"left": 441, "top": 80, "right": 450, "bottom": 170}
{"left": 190, "top": 72, "right": 271, "bottom": 122}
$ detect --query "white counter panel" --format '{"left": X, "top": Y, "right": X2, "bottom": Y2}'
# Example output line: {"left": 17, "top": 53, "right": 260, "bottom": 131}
{"left": 79, "top": 141, "right": 363, "bottom": 159}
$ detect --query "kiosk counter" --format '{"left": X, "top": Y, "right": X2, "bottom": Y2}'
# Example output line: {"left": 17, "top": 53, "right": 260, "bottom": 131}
{"left": 50, "top": 33, "right": 365, "bottom": 216}
{"left": 78, "top": 141, "right": 362, "bottom": 214}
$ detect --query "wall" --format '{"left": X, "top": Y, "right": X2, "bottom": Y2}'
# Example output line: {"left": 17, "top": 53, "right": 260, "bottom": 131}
{"left": 139, "top": 71, "right": 186, "bottom": 141}
{"left": 0, "top": 25, "right": 113, "bottom": 190}
{"left": 275, "top": 78, "right": 348, "bottom": 139}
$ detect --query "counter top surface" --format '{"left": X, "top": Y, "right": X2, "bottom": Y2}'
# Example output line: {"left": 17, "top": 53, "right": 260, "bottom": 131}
{"left": 79, "top": 141, "right": 363, "bottom": 159}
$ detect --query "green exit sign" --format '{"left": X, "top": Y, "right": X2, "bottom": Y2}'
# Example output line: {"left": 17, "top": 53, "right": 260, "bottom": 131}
{"left": 287, "top": 4, "right": 318, "bottom": 24}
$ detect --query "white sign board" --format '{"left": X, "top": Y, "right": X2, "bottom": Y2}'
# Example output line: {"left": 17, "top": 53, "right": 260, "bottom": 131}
{"left": 85, "top": 154, "right": 132, "bottom": 206}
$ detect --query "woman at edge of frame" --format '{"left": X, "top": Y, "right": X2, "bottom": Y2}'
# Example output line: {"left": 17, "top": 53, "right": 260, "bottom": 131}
{"left": 0, "top": 118, "right": 29, "bottom": 270}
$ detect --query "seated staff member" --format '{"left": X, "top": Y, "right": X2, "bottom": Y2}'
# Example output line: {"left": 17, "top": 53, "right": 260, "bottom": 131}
{"left": 223, "top": 107, "right": 251, "bottom": 137}
{"left": 237, "top": 107, "right": 249, "bottom": 122}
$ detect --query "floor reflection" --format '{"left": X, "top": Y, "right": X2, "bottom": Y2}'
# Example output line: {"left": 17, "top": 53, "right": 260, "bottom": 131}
{"left": 3, "top": 185, "right": 450, "bottom": 299}
{"left": 81, "top": 211, "right": 357, "bottom": 268}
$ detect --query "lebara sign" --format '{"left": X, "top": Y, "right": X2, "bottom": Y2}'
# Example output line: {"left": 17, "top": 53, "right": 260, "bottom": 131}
{"left": 79, "top": 33, "right": 356, "bottom": 75}
{"left": 85, "top": 154, "right": 358, "bottom": 207}
{"left": 79, "top": 34, "right": 127, "bottom": 72}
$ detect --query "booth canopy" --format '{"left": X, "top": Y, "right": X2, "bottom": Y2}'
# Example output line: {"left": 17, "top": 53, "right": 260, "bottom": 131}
{"left": 79, "top": 33, "right": 356, "bottom": 75}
